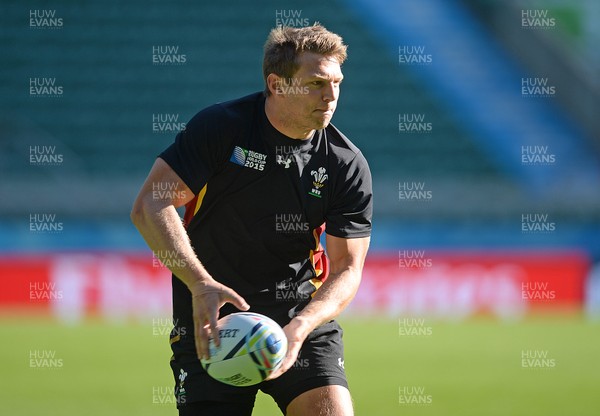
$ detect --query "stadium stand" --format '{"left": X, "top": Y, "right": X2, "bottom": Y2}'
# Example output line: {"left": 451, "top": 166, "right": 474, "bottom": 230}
{"left": 0, "top": 0, "right": 598, "bottom": 256}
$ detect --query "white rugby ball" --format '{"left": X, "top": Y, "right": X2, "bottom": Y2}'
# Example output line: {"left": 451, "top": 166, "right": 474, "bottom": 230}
{"left": 200, "top": 312, "right": 288, "bottom": 386}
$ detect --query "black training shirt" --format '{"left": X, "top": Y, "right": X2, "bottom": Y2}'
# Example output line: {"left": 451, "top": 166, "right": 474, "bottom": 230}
{"left": 159, "top": 92, "right": 372, "bottom": 329}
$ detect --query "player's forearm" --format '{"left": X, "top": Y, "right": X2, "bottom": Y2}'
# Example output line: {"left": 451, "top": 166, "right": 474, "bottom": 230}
{"left": 293, "top": 267, "right": 362, "bottom": 338}
{"left": 130, "top": 197, "right": 212, "bottom": 290}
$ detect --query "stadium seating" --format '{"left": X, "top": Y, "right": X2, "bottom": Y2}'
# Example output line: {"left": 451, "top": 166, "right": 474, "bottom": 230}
{"left": 0, "top": 0, "right": 498, "bottom": 189}
{"left": 1, "top": 0, "right": 598, "bottom": 256}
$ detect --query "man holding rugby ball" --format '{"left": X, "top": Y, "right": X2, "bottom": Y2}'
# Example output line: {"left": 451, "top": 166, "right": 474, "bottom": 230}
{"left": 132, "top": 24, "right": 372, "bottom": 416}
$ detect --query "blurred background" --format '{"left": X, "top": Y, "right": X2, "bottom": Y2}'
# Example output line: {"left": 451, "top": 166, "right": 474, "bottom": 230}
{"left": 1, "top": 0, "right": 599, "bottom": 415}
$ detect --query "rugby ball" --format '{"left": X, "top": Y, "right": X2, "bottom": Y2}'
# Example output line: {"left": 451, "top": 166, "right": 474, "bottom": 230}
{"left": 200, "top": 312, "right": 288, "bottom": 386}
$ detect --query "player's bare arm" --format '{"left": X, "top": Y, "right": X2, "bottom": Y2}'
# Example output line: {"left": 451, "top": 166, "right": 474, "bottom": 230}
{"left": 268, "top": 234, "right": 370, "bottom": 380}
{"left": 130, "top": 158, "right": 249, "bottom": 360}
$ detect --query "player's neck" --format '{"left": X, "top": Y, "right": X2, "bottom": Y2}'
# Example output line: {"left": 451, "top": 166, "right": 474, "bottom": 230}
{"left": 264, "top": 97, "right": 315, "bottom": 140}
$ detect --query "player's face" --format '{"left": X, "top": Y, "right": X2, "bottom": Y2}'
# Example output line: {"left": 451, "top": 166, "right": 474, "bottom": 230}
{"left": 276, "top": 52, "right": 343, "bottom": 134}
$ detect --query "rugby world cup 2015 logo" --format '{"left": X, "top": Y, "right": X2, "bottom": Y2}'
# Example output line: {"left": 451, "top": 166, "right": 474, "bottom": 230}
{"left": 309, "top": 167, "right": 327, "bottom": 198}
{"left": 229, "top": 146, "right": 267, "bottom": 171}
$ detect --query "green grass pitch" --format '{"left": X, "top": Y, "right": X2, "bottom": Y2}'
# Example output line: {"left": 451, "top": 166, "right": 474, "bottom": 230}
{"left": 1, "top": 315, "right": 599, "bottom": 415}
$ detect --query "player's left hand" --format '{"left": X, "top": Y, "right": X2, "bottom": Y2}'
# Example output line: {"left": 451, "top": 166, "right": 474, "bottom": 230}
{"left": 265, "top": 317, "right": 309, "bottom": 380}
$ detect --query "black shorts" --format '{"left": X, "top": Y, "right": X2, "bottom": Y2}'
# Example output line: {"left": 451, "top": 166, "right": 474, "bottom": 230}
{"left": 169, "top": 320, "right": 348, "bottom": 415}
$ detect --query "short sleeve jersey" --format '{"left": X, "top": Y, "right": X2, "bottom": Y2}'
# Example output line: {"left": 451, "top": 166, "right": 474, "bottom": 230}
{"left": 159, "top": 92, "right": 372, "bottom": 329}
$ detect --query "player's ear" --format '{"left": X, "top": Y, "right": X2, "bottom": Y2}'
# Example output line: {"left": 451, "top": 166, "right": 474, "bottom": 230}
{"left": 267, "top": 73, "right": 283, "bottom": 96}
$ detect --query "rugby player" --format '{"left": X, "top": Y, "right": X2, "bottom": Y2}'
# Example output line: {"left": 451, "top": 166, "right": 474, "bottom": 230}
{"left": 131, "top": 24, "right": 372, "bottom": 416}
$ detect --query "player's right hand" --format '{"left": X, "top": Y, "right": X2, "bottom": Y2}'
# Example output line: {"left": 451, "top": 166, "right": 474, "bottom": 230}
{"left": 188, "top": 279, "right": 250, "bottom": 361}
